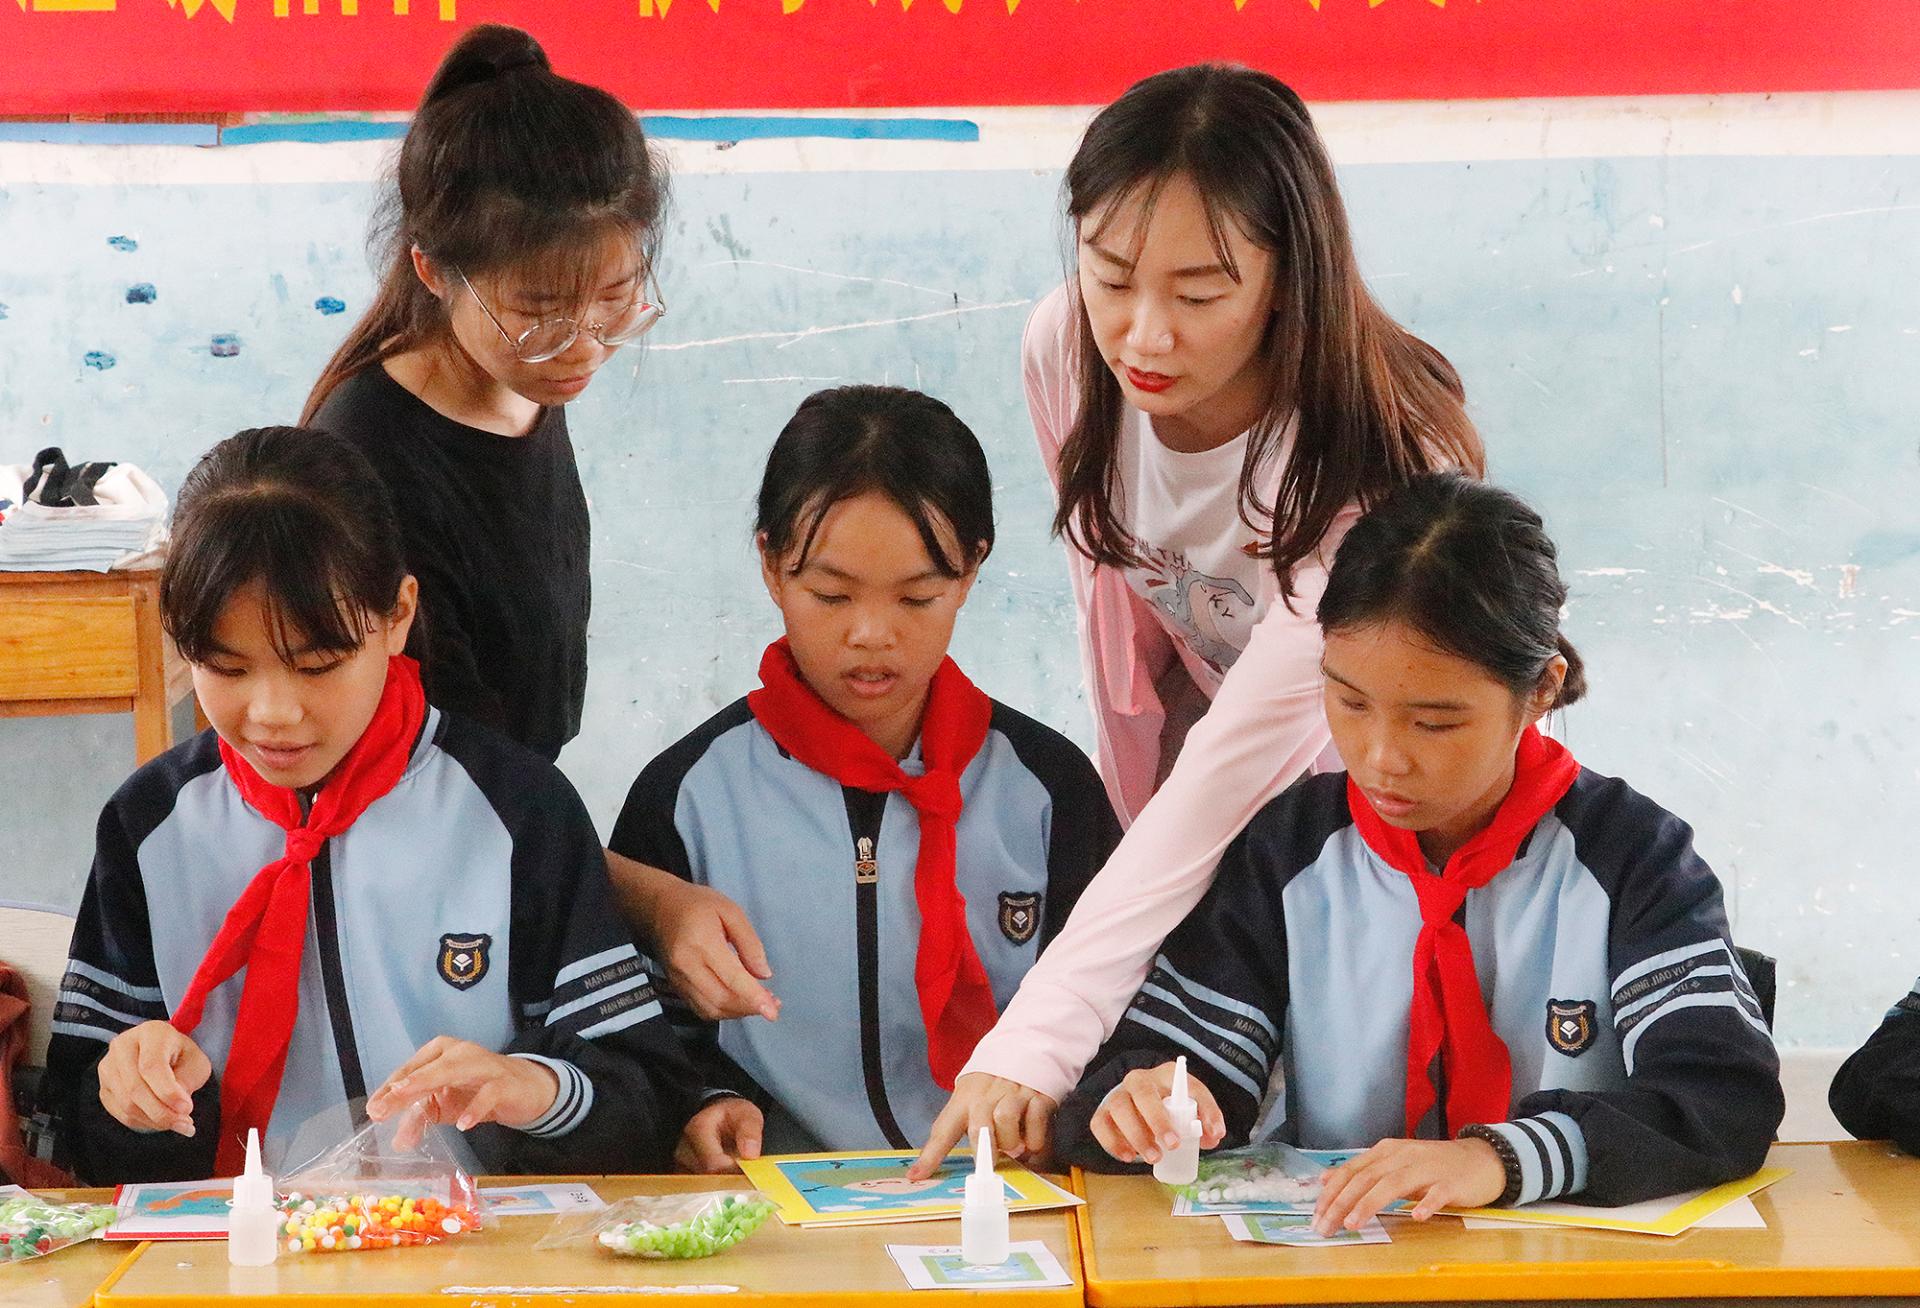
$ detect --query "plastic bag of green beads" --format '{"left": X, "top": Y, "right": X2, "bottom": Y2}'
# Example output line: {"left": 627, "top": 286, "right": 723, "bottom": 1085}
{"left": 535, "top": 1191, "right": 775, "bottom": 1260}
{"left": 0, "top": 1194, "right": 116, "bottom": 1263}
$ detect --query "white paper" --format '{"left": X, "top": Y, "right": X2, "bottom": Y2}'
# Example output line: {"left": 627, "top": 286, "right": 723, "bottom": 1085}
{"left": 0, "top": 1185, "right": 28, "bottom": 1200}
{"left": 1222, "top": 1213, "right": 1392, "bottom": 1246}
{"left": 479, "top": 1183, "right": 607, "bottom": 1217}
{"left": 1460, "top": 1194, "right": 1766, "bottom": 1232}
{"left": 886, "top": 1240, "right": 1074, "bottom": 1290}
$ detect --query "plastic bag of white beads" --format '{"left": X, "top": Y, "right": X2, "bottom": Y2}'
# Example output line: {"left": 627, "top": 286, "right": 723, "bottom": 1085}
{"left": 273, "top": 1099, "right": 483, "bottom": 1254}
{"left": 0, "top": 1194, "right": 115, "bottom": 1263}
{"left": 1176, "top": 1141, "right": 1330, "bottom": 1210}
{"left": 535, "top": 1192, "right": 775, "bottom": 1260}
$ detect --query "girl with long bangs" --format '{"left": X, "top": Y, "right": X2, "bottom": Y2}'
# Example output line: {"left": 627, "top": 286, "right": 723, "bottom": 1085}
{"left": 37, "top": 427, "right": 700, "bottom": 1183}
{"left": 913, "top": 63, "right": 1485, "bottom": 1171}
{"left": 303, "top": 23, "right": 667, "bottom": 762}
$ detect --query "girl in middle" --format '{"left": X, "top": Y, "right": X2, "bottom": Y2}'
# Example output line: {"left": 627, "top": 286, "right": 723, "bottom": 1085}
{"left": 608, "top": 386, "right": 1120, "bottom": 1169}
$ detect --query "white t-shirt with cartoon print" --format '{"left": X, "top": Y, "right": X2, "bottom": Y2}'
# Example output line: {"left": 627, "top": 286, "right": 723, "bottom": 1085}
{"left": 1117, "top": 408, "right": 1278, "bottom": 695}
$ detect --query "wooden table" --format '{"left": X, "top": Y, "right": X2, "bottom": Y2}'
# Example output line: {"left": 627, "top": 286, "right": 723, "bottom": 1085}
{"left": 0, "top": 1187, "right": 143, "bottom": 1308}
{"left": 0, "top": 568, "right": 199, "bottom": 764}
{"left": 93, "top": 1175, "right": 1086, "bottom": 1306}
{"left": 1074, "top": 1141, "right": 1920, "bottom": 1307}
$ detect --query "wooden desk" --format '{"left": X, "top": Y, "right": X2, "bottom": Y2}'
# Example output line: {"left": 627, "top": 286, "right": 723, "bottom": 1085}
{"left": 0, "top": 1187, "right": 145, "bottom": 1308}
{"left": 0, "top": 568, "right": 199, "bottom": 764}
{"left": 1075, "top": 1141, "right": 1920, "bottom": 1307}
{"left": 94, "top": 1175, "right": 1085, "bottom": 1307}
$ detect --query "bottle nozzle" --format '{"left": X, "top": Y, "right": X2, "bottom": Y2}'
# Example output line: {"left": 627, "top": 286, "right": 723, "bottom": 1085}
{"left": 1171, "top": 1054, "right": 1192, "bottom": 1109}
{"left": 243, "top": 1127, "right": 263, "bottom": 1178}
{"left": 973, "top": 1127, "right": 993, "bottom": 1181}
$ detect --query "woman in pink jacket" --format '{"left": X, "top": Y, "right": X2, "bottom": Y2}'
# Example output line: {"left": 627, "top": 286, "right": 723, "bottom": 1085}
{"left": 910, "top": 64, "right": 1484, "bottom": 1174}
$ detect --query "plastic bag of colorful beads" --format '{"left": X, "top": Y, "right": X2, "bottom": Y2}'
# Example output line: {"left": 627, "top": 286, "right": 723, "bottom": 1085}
{"left": 0, "top": 1194, "right": 116, "bottom": 1263}
{"left": 273, "top": 1099, "right": 482, "bottom": 1254}
{"left": 1175, "top": 1141, "right": 1329, "bottom": 1208}
{"left": 535, "top": 1192, "right": 776, "bottom": 1260}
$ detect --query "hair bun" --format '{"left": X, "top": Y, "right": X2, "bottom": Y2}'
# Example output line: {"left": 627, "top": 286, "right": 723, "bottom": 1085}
{"left": 420, "top": 24, "right": 550, "bottom": 105}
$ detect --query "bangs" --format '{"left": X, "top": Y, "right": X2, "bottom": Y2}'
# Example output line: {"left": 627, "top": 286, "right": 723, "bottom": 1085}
{"left": 463, "top": 206, "right": 647, "bottom": 313}
{"left": 1076, "top": 167, "right": 1250, "bottom": 285}
{"left": 161, "top": 488, "right": 379, "bottom": 666}
{"left": 783, "top": 485, "right": 969, "bottom": 581}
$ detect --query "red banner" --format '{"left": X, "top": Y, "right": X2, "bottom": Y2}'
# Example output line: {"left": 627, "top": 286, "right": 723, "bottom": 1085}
{"left": 4, "top": 0, "right": 1917, "bottom": 116}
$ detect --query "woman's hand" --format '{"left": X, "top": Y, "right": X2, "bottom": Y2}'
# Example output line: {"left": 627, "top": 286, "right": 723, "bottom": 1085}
{"left": 1311, "top": 1136, "right": 1506, "bottom": 1235}
{"left": 98, "top": 1021, "right": 211, "bottom": 1135}
{"left": 366, "top": 1038, "right": 560, "bottom": 1148}
{"left": 674, "top": 1097, "right": 765, "bottom": 1174}
{"left": 909, "top": 1073, "right": 1058, "bottom": 1180}
{"left": 606, "top": 851, "right": 780, "bottom": 1022}
{"left": 1088, "top": 1061, "right": 1226, "bottom": 1166}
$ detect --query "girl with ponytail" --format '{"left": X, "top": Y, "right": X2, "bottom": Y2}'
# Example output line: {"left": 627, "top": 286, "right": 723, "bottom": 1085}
{"left": 304, "top": 24, "right": 666, "bottom": 761}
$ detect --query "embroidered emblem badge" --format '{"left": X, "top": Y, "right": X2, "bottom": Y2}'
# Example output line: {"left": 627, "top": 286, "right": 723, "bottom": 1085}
{"left": 997, "top": 892, "right": 1041, "bottom": 946}
{"left": 438, "top": 933, "right": 492, "bottom": 991}
{"left": 1546, "top": 998, "right": 1597, "bottom": 1056}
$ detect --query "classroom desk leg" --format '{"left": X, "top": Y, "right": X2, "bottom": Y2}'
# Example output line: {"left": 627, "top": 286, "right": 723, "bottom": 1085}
{"left": 130, "top": 576, "right": 173, "bottom": 765}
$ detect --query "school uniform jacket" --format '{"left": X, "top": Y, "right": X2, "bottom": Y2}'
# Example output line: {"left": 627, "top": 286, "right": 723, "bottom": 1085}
{"left": 1828, "top": 980, "right": 1920, "bottom": 1155}
{"left": 608, "top": 696, "right": 1121, "bottom": 1154}
{"left": 38, "top": 710, "right": 701, "bottom": 1184}
{"left": 1054, "top": 768, "right": 1785, "bottom": 1207}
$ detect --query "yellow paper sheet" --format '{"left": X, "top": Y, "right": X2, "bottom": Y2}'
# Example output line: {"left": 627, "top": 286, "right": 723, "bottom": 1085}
{"left": 1443, "top": 1167, "right": 1790, "bottom": 1236}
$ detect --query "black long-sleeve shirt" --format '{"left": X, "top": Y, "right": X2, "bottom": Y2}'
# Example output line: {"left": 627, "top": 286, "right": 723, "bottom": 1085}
{"left": 313, "top": 366, "right": 591, "bottom": 761}
{"left": 1830, "top": 982, "right": 1920, "bottom": 1155}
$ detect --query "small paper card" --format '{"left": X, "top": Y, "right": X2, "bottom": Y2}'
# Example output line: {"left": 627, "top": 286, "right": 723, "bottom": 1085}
{"left": 0, "top": 1185, "right": 27, "bottom": 1200}
{"left": 1222, "top": 1212, "right": 1391, "bottom": 1246}
{"left": 479, "top": 1183, "right": 607, "bottom": 1217}
{"left": 107, "top": 1179, "right": 234, "bottom": 1241}
{"left": 887, "top": 1240, "right": 1075, "bottom": 1290}
{"left": 1172, "top": 1148, "right": 1410, "bottom": 1217}
{"left": 740, "top": 1150, "right": 1082, "bottom": 1227}
{"left": 1443, "top": 1167, "right": 1789, "bottom": 1237}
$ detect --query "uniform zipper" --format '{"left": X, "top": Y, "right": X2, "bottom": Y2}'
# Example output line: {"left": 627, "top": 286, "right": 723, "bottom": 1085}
{"left": 845, "top": 789, "right": 909, "bottom": 1149}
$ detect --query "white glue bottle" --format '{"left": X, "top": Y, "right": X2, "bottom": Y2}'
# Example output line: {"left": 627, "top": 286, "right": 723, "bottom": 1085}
{"left": 228, "top": 1127, "right": 279, "bottom": 1267}
{"left": 960, "top": 1126, "right": 1010, "bottom": 1267}
{"left": 1151, "top": 1055, "right": 1202, "bottom": 1187}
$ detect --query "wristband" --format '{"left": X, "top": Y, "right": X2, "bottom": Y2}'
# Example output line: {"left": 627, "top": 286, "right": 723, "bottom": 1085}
{"left": 1457, "top": 1122, "right": 1524, "bottom": 1206}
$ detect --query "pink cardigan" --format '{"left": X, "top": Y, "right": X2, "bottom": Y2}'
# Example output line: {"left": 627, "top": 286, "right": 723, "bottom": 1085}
{"left": 958, "top": 286, "right": 1352, "bottom": 1102}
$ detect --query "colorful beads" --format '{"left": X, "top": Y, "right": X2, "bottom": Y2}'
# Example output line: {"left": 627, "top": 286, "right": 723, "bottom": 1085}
{"left": 0, "top": 1196, "right": 115, "bottom": 1262}
{"left": 276, "top": 1192, "right": 479, "bottom": 1253}
{"left": 596, "top": 1194, "right": 775, "bottom": 1260}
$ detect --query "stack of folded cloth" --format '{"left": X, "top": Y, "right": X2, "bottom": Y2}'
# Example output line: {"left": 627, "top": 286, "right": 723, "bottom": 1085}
{"left": 0, "top": 447, "right": 168, "bottom": 572}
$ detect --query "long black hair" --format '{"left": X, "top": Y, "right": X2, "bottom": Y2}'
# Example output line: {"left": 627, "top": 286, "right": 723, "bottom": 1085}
{"left": 1052, "top": 64, "right": 1484, "bottom": 599}
{"left": 756, "top": 385, "right": 994, "bottom": 579}
{"left": 161, "top": 427, "right": 408, "bottom": 666}
{"left": 302, "top": 24, "right": 666, "bottom": 421}
{"left": 1317, "top": 473, "right": 1587, "bottom": 710}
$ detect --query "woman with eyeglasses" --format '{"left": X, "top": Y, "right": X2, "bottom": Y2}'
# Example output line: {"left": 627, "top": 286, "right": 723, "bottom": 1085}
{"left": 302, "top": 22, "right": 666, "bottom": 762}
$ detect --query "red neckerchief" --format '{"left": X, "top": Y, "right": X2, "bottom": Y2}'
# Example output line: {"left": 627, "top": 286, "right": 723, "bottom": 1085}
{"left": 747, "top": 638, "right": 997, "bottom": 1090}
{"left": 171, "top": 655, "right": 426, "bottom": 1176}
{"left": 1346, "top": 726, "right": 1580, "bottom": 1137}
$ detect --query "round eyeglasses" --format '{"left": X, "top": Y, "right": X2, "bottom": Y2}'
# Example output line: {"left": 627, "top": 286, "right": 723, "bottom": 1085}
{"left": 458, "top": 270, "right": 666, "bottom": 364}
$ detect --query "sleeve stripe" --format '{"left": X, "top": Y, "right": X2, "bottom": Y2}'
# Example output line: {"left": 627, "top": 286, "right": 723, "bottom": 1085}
{"left": 50, "top": 1019, "right": 123, "bottom": 1045}
{"left": 1612, "top": 939, "right": 1725, "bottom": 1002}
{"left": 1155, "top": 958, "right": 1281, "bottom": 1045}
{"left": 1486, "top": 1112, "right": 1589, "bottom": 1206}
{"left": 544, "top": 972, "right": 653, "bottom": 1027}
{"left": 54, "top": 992, "right": 151, "bottom": 1032}
{"left": 63, "top": 959, "right": 166, "bottom": 1005}
{"left": 1118, "top": 1011, "right": 1265, "bottom": 1104}
{"left": 1138, "top": 982, "right": 1274, "bottom": 1071}
{"left": 1485, "top": 1121, "right": 1547, "bottom": 1206}
{"left": 511, "top": 1055, "right": 596, "bottom": 1137}
{"left": 577, "top": 999, "right": 665, "bottom": 1042}
{"left": 1535, "top": 1111, "right": 1588, "bottom": 1196}
{"left": 1514, "top": 1117, "right": 1561, "bottom": 1199}
{"left": 1614, "top": 963, "right": 1745, "bottom": 1024}
{"left": 553, "top": 944, "right": 640, "bottom": 990}
{"left": 1621, "top": 991, "right": 1774, "bottom": 1074}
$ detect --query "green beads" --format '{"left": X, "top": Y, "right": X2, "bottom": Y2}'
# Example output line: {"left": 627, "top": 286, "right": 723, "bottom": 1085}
{"left": 596, "top": 1194, "right": 774, "bottom": 1260}
{"left": 0, "top": 1196, "right": 116, "bottom": 1262}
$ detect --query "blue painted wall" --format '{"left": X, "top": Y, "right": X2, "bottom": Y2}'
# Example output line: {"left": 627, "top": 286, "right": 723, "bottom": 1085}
{"left": 2, "top": 150, "right": 1916, "bottom": 1047}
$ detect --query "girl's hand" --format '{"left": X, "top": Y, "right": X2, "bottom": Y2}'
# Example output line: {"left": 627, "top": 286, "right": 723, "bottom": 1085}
{"left": 909, "top": 1074, "right": 1057, "bottom": 1180}
{"left": 606, "top": 852, "right": 780, "bottom": 1023}
{"left": 1089, "top": 1061, "right": 1227, "bottom": 1166}
{"left": 366, "top": 1038, "right": 560, "bottom": 1147}
{"left": 1311, "top": 1136, "right": 1506, "bottom": 1235}
{"left": 98, "top": 1021, "right": 211, "bottom": 1136}
{"left": 673, "top": 1097, "right": 765, "bottom": 1174}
